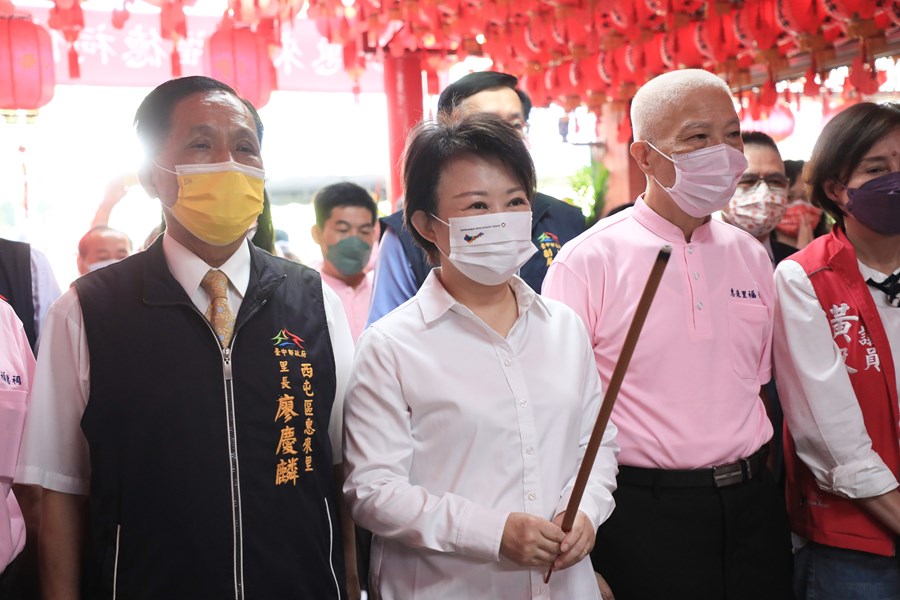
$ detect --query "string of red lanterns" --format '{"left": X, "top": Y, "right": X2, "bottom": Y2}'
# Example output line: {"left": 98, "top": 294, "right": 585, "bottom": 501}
{"left": 1, "top": 0, "right": 897, "bottom": 113}
{"left": 303, "top": 0, "right": 896, "bottom": 118}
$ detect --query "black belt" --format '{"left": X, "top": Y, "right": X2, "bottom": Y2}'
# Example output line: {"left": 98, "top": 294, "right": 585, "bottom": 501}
{"left": 617, "top": 447, "right": 768, "bottom": 489}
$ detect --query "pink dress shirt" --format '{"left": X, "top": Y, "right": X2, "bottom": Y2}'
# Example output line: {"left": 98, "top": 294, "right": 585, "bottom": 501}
{"left": 0, "top": 301, "right": 35, "bottom": 571}
{"left": 317, "top": 268, "right": 373, "bottom": 343}
{"left": 543, "top": 198, "right": 774, "bottom": 469}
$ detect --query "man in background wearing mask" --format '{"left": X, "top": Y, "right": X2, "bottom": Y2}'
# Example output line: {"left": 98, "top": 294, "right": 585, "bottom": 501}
{"left": 721, "top": 131, "right": 795, "bottom": 266}
{"left": 76, "top": 226, "right": 133, "bottom": 275}
{"left": 776, "top": 158, "right": 827, "bottom": 250}
{"left": 366, "top": 71, "right": 585, "bottom": 326}
{"left": 543, "top": 69, "right": 793, "bottom": 599}
{"left": 310, "top": 182, "right": 378, "bottom": 343}
{"left": 721, "top": 130, "right": 794, "bottom": 489}
{"left": 16, "top": 77, "right": 358, "bottom": 599}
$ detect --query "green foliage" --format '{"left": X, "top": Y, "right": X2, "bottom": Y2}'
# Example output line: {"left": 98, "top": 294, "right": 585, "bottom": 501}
{"left": 568, "top": 161, "right": 609, "bottom": 227}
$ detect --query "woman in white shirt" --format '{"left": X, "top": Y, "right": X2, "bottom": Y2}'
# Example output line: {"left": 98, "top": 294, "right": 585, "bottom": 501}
{"left": 342, "top": 112, "right": 618, "bottom": 599}
{"left": 774, "top": 101, "right": 900, "bottom": 599}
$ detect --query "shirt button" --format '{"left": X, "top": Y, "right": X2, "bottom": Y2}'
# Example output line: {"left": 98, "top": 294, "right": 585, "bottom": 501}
{"left": 526, "top": 447, "right": 535, "bottom": 455}
{"left": 687, "top": 246, "right": 694, "bottom": 254}
{"left": 696, "top": 301, "right": 703, "bottom": 310}
{"left": 693, "top": 271, "right": 700, "bottom": 280}
{"left": 538, "top": 586, "right": 546, "bottom": 595}
{"left": 519, "top": 399, "right": 528, "bottom": 407}
{"left": 504, "top": 358, "right": 512, "bottom": 367}
{"left": 528, "top": 492, "right": 536, "bottom": 501}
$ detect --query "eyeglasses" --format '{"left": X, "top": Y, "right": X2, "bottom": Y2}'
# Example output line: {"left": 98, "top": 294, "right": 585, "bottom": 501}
{"left": 737, "top": 173, "right": 789, "bottom": 191}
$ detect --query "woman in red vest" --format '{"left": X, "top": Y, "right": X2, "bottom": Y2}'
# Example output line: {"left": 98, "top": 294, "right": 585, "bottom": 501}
{"left": 773, "top": 101, "right": 900, "bottom": 599}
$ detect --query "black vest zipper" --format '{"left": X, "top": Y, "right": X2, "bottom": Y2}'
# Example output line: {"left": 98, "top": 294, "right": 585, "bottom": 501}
{"left": 192, "top": 289, "right": 274, "bottom": 600}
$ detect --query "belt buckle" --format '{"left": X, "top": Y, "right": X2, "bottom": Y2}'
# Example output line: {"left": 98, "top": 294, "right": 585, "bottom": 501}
{"left": 712, "top": 461, "right": 744, "bottom": 488}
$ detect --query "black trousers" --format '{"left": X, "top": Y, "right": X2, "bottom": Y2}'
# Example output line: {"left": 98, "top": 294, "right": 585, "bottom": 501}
{"left": 592, "top": 465, "right": 794, "bottom": 599}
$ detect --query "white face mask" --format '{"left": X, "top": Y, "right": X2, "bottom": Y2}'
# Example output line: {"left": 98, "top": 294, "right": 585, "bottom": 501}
{"left": 646, "top": 142, "right": 749, "bottom": 218}
{"left": 722, "top": 182, "right": 788, "bottom": 238}
{"left": 432, "top": 211, "right": 537, "bottom": 286}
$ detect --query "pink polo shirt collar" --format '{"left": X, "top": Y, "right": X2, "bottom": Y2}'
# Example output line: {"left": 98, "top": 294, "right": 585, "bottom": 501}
{"left": 632, "top": 196, "right": 713, "bottom": 245}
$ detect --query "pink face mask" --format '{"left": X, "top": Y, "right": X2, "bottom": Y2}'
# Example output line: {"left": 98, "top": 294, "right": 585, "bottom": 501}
{"left": 646, "top": 142, "right": 749, "bottom": 218}
{"left": 723, "top": 182, "right": 788, "bottom": 238}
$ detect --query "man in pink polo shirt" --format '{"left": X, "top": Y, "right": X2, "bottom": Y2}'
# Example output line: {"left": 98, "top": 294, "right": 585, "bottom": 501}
{"left": 543, "top": 69, "right": 792, "bottom": 599}
{"left": 0, "top": 300, "right": 35, "bottom": 595}
{"left": 310, "top": 182, "right": 379, "bottom": 343}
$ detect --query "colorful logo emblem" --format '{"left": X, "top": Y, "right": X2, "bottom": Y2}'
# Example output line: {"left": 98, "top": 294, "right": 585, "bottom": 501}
{"left": 463, "top": 232, "right": 484, "bottom": 243}
{"left": 537, "top": 231, "right": 562, "bottom": 266}
{"left": 537, "top": 232, "right": 559, "bottom": 244}
{"left": 272, "top": 328, "right": 305, "bottom": 349}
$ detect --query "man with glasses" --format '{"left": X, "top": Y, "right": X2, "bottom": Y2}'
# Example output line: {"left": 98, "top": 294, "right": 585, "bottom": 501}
{"left": 367, "top": 71, "right": 586, "bottom": 326}
{"left": 721, "top": 131, "right": 796, "bottom": 266}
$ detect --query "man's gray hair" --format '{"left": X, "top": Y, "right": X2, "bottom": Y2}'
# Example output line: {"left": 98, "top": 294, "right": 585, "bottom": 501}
{"left": 630, "top": 69, "right": 733, "bottom": 142}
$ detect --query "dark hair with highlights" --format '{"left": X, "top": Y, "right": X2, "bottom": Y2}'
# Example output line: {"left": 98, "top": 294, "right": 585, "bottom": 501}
{"left": 806, "top": 102, "right": 900, "bottom": 228}
{"left": 402, "top": 112, "right": 536, "bottom": 263}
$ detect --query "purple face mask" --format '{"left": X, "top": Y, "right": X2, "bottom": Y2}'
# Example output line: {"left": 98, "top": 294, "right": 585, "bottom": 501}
{"left": 846, "top": 171, "right": 900, "bottom": 236}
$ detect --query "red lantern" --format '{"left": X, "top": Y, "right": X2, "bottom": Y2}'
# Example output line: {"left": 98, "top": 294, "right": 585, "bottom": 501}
{"left": 47, "top": 0, "right": 83, "bottom": 78}
{"left": 642, "top": 32, "right": 672, "bottom": 77}
{"left": 733, "top": 0, "right": 783, "bottom": 52}
{"left": 671, "top": 22, "right": 709, "bottom": 68}
{"left": 740, "top": 102, "right": 796, "bottom": 141}
{"left": 777, "top": 0, "right": 825, "bottom": 37}
{"left": 824, "top": 0, "right": 878, "bottom": 22}
{"left": 703, "top": 8, "right": 745, "bottom": 63}
{"left": 876, "top": 1, "right": 900, "bottom": 27}
{"left": 0, "top": 15, "right": 55, "bottom": 110}
{"left": 205, "top": 20, "right": 275, "bottom": 109}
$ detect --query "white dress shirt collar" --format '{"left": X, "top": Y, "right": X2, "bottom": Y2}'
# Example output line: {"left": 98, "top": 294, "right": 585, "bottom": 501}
{"left": 162, "top": 232, "right": 251, "bottom": 312}
{"left": 417, "top": 268, "right": 551, "bottom": 326}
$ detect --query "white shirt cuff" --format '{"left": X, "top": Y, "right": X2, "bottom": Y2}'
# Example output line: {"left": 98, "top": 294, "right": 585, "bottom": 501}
{"left": 823, "top": 456, "right": 900, "bottom": 499}
{"left": 456, "top": 502, "right": 509, "bottom": 561}
{"left": 15, "top": 465, "right": 89, "bottom": 495}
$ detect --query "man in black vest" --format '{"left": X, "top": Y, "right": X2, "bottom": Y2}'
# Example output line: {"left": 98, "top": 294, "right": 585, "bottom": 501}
{"left": 366, "top": 71, "right": 586, "bottom": 326}
{"left": 16, "top": 77, "right": 358, "bottom": 599}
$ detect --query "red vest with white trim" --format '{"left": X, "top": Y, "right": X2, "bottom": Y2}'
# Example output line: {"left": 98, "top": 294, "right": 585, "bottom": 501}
{"left": 785, "top": 226, "right": 900, "bottom": 557}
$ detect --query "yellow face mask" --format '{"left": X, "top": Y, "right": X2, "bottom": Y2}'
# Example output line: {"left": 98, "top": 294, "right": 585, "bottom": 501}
{"left": 160, "top": 160, "right": 266, "bottom": 247}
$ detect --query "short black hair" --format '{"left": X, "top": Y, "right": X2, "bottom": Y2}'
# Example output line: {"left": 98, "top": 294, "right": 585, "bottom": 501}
{"left": 133, "top": 76, "right": 262, "bottom": 158}
{"left": 741, "top": 131, "right": 780, "bottom": 156}
{"left": 806, "top": 102, "right": 900, "bottom": 228}
{"left": 402, "top": 112, "right": 536, "bottom": 263}
{"left": 784, "top": 159, "right": 804, "bottom": 187}
{"left": 437, "top": 71, "right": 532, "bottom": 121}
{"left": 313, "top": 182, "right": 378, "bottom": 227}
